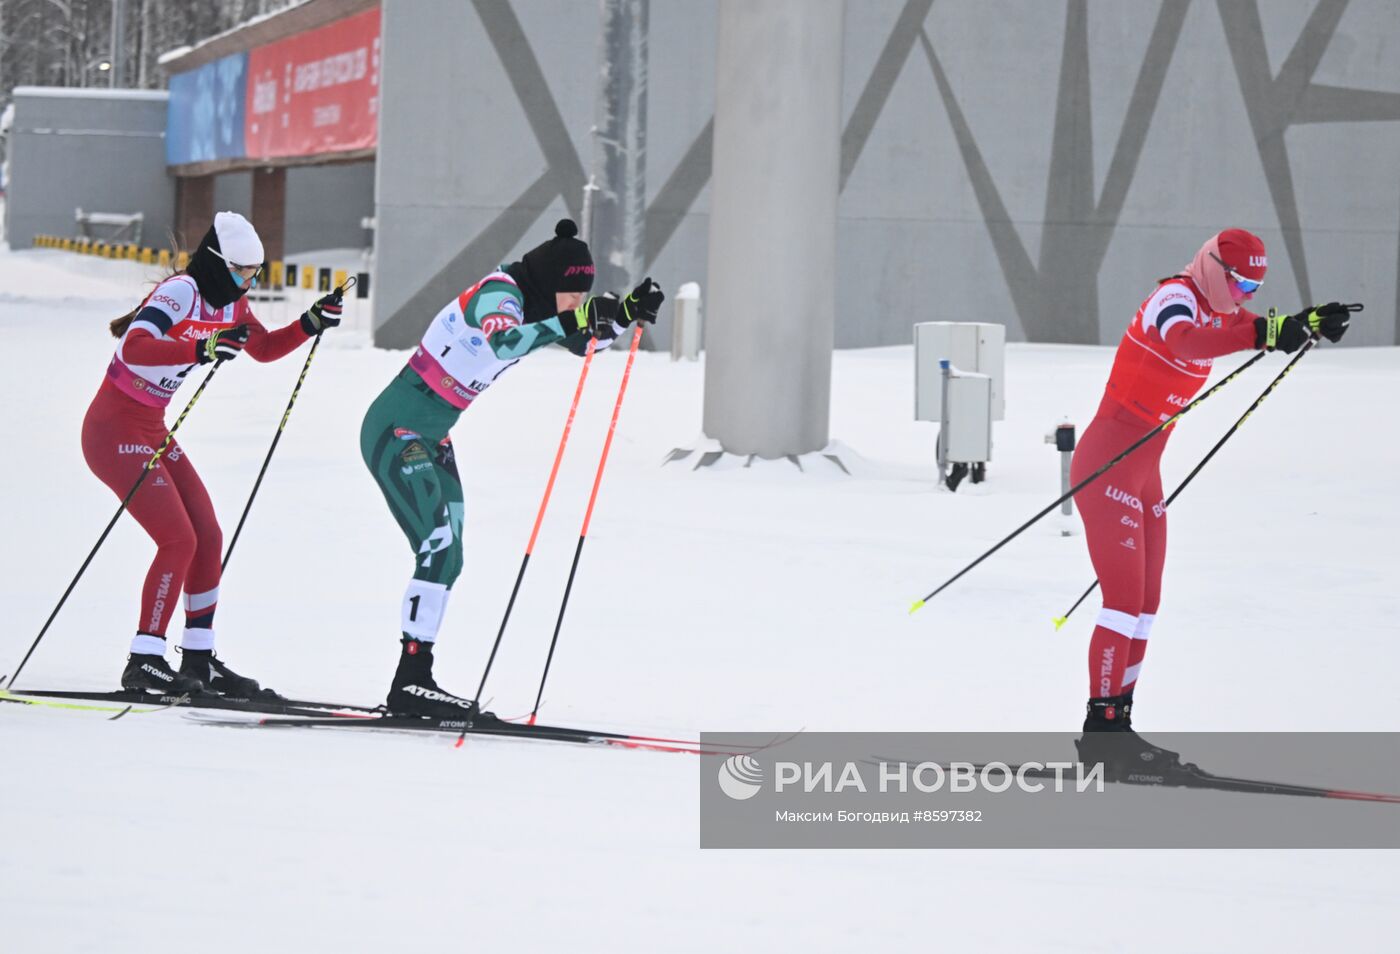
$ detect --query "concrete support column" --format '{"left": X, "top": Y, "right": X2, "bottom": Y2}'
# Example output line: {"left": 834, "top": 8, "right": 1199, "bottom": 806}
{"left": 251, "top": 166, "right": 287, "bottom": 264}
{"left": 174, "top": 174, "right": 215, "bottom": 251}
{"left": 702, "top": 0, "right": 844, "bottom": 457}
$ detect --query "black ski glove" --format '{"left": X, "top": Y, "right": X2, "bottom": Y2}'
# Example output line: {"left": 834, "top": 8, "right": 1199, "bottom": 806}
{"left": 1298, "top": 302, "right": 1352, "bottom": 343}
{"left": 300, "top": 291, "right": 344, "bottom": 335}
{"left": 570, "top": 294, "right": 623, "bottom": 338}
{"left": 619, "top": 277, "right": 665, "bottom": 326}
{"left": 197, "top": 324, "right": 250, "bottom": 364}
{"left": 1253, "top": 309, "right": 1310, "bottom": 354}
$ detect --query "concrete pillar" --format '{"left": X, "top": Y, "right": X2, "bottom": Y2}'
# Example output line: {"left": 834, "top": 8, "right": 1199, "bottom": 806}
{"left": 174, "top": 174, "right": 215, "bottom": 251}
{"left": 251, "top": 166, "right": 287, "bottom": 264}
{"left": 702, "top": 0, "right": 843, "bottom": 457}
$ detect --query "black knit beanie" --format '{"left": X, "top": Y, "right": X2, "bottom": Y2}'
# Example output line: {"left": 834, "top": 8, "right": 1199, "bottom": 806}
{"left": 505, "top": 219, "right": 595, "bottom": 323}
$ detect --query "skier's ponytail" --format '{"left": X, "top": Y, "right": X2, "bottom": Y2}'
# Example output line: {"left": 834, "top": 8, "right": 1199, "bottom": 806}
{"left": 109, "top": 307, "right": 140, "bottom": 338}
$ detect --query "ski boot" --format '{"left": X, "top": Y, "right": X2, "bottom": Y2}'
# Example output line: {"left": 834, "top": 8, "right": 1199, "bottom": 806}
{"left": 178, "top": 648, "right": 266, "bottom": 698}
{"left": 386, "top": 638, "right": 479, "bottom": 719}
{"left": 122, "top": 653, "right": 204, "bottom": 695}
{"left": 1074, "top": 694, "right": 1195, "bottom": 783}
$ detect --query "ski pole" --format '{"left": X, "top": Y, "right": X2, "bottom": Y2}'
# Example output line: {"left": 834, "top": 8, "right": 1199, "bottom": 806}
{"left": 908, "top": 348, "right": 1268, "bottom": 615}
{"left": 466, "top": 337, "right": 600, "bottom": 723}
{"left": 222, "top": 276, "right": 355, "bottom": 572}
{"left": 525, "top": 323, "right": 644, "bottom": 725}
{"left": 5, "top": 363, "right": 225, "bottom": 689}
{"left": 1051, "top": 305, "right": 1362, "bottom": 629}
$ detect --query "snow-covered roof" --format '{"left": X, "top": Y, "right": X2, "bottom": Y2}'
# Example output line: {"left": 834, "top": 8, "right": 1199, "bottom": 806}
{"left": 12, "top": 86, "right": 169, "bottom": 102}
{"left": 160, "top": 0, "right": 374, "bottom": 74}
{"left": 156, "top": 46, "right": 194, "bottom": 67}
{"left": 157, "top": 3, "right": 306, "bottom": 66}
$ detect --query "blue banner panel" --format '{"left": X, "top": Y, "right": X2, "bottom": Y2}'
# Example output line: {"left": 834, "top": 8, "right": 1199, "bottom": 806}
{"left": 167, "top": 52, "right": 248, "bottom": 165}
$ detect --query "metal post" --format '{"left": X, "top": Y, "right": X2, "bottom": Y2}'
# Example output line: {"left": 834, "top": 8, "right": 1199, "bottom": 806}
{"left": 937, "top": 359, "right": 951, "bottom": 485}
{"left": 590, "top": 0, "right": 648, "bottom": 294}
{"left": 580, "top": 176, "right": 600, "bottom": 249}
{"left": 1046, "top": 422, "right": 1077, "bottom": 535}
{"left": 671, "top": 282, "right": 701, "bottom": 361}
{"left": 1057, "top": 424, "right": 1075, "bottom": 514}
{"left": 110, "top": 0, "right": 127, "bottom": 88}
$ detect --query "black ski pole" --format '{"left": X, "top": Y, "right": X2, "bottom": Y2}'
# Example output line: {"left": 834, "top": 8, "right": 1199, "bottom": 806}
{"left": 909, "top": 349, "right": 1268, "bottom": 614}
{"left": 1051, "top": 305, "right": 1362, "bottom": 629}
{"left": 222, "top": 277, "right": 354, "bottom": 572}
{"left": 4, "top": 363, "right": 225, "bottom": 689}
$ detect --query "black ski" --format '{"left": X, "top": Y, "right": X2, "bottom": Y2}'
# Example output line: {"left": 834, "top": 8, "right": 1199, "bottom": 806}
{"left": 872, "top": 756, "right": 1400, "bottom": 804}
{"left": 1111, "top": 762, "right": 1400, "bottom": 804}
{"left": 192, "top": 710, "right": 776, "bottom": 756}
{"left": 2, "top": 687, "right": 376, "bottom": 719}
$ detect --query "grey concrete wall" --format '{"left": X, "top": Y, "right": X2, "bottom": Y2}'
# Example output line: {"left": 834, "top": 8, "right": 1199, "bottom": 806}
{"left": 209, "top": 161, "right": 374, "bottom": 254}
{"left": 3, "top": 88, "right": 172, "bottom": 249}
{"left": 374, "top": 0, "right": 1400, "bottom": 349}
{"left": 373, "top": 0, "right": 596, "bottom": 347}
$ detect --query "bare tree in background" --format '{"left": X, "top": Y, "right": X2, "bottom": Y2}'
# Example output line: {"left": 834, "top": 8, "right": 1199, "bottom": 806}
{"left": 0, "top": 0, "right": 299, "bottom": 105}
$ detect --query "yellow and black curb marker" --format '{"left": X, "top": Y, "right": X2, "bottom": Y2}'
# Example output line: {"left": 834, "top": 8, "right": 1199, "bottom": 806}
{"left": 31, "top": 234, "right": 370, "bottom": 299}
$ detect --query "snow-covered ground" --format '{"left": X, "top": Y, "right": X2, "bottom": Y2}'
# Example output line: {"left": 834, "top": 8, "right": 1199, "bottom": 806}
{"left": 1, "top": 247, "right": 1397, "bottom": 951}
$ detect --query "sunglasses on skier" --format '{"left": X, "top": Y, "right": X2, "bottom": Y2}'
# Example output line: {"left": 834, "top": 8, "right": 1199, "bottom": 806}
{"left": 210, "top": 247, "right": 263, "bottom": 276}
{"left": 1210, "top": 252, "right": 1262, "bottom": 294}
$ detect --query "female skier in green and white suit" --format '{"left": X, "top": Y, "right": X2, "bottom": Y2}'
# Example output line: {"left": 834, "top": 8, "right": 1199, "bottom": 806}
{"left": 360, "top": 219, "right": 663, "bottom": 717}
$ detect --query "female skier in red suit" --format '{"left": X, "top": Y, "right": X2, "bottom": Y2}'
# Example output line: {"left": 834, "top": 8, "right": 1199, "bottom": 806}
{"left": 1071, "top": 228, "right": 1352, "bottom": 766}
{"left": 82, "top": 211, "right": 342, "bottom": 695}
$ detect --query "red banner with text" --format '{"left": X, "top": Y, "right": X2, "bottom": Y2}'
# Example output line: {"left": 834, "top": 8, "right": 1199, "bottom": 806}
{"left": 244, "top": 7, "right": 380, "bottom": 159}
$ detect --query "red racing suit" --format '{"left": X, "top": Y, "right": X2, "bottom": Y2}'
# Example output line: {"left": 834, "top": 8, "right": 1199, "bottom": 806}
{"left": 1071, "top": 277, "right": 1258, "bottom": 698}
{"left": 81, "top": 274, "right": 310, "bottom": 641}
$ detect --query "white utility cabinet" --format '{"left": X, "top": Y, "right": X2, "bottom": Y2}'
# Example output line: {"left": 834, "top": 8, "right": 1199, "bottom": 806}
{"left": 914, "top": 321, "right": 1005, "bottom": 422}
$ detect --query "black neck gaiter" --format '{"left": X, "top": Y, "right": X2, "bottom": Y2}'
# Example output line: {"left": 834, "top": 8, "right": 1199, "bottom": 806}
{"left": 504, "top": 260, "right": 553, "bottom": 324}
{"left": 185, "top": 226, "right": 246, "bottom": 310}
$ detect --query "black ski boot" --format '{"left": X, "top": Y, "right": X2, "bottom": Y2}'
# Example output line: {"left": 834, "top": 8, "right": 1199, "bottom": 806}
{"left": 122, "top": 653, "right": 204, "bottom": 695}
{"left": 386, "top": 638, "right": 478, "bottom": 719}
{"left": 178, "top": 648, "right": 266, "bottom": 698}
{"left": 1075, "top": 694, "right": 1194, "bottom": 783}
